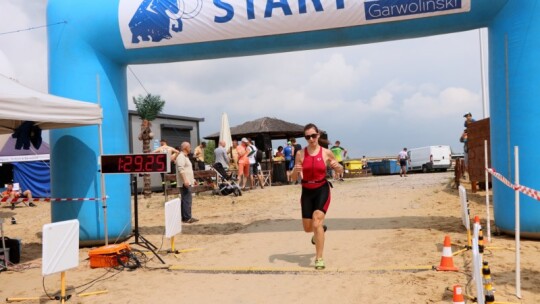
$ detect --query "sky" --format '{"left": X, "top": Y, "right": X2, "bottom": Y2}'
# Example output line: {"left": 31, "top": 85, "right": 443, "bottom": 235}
{"left": 0, "top": 1, "right": 488, "bottom": 158}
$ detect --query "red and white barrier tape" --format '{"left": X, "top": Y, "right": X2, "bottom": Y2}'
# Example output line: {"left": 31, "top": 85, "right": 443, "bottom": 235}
{"left": 514, "top": 185, "right": 540, "bottom": 201}
{"left": 1, "top": 197, "right": 107, "bottom": 203}
{"left": 486, "top": 168, "right": 540, "bottom": 201}
{"left": 486, "top": 168, "right": 514, "bottom": 189}
{"left": 48, "top": 197, "right": 107, "bottom": 202}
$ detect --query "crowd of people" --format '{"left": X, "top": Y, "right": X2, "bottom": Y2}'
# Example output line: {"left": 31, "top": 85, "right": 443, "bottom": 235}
{"left": 152, "top": 137, "right": 268, "bottom": 224}
{"left": 231, "top": 137, "right": 265, "bottom": 191}
{"left": 164, "top": 135, "right": 350, "bottom": 191}
{"left": 273, "top": 138, "right": 348, "bottom": 184}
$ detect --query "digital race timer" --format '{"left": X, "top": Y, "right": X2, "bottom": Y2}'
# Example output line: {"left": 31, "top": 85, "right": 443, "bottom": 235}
{"left": 101, "top": 153, "right": 170, "bottom": 174}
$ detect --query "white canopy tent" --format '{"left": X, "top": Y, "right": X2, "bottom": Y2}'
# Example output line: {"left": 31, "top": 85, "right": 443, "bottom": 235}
{"left": 0, "top": 74, "right": 102, "bottom": 134}
{"left": 0, "top": 73, "right": 108, "bottom": 243}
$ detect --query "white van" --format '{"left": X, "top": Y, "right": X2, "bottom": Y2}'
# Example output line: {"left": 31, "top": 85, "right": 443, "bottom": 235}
{"left": 407, "top": 145, "right": 452, "bottom": 172}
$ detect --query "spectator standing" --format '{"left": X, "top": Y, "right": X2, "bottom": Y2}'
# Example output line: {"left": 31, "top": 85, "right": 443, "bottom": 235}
{"left": 397, "top": 147, "right": 409, "bottom": 177}
{"left": 361, "top": 155, "right": 368, "bottom": 169}
{"left": 330, "top": 141, "right": 347, "bottom": 181}
{"left": 153, "top": 139, "right": 180, "bottom": 190}
{"left": 460, "top": 112, "right": 475, "bottom": 179}
{"left": 214, "top": 140, "right": 230, "bottom": 170}
{"left": 247, "top": 139, "right": 264, "bottom": 189}
{"left": 291, "top": 138, "right": 302, "bottom": 184}
{"left": 237, "top": 138, "right": 250, "bottom": 190}
{"left": 176, "top": 142, "right": 198, "bottom": 223}
{"left": 283, "top": 141, "right": 293, "bottom": 184}
{"left": 152, "top": 139, "right": 179, "bottom": 170}
{"left": 464, "top": 112, "right": 476, "bottom": 128}
{"left": 193, "top": 142, "right": 206, "bottom": 171}
{"left": 460, "top": 129, "right": 469, "bottom": 178}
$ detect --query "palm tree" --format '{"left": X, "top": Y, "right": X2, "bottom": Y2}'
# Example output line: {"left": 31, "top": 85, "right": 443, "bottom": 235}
{"left": 133, "top": 93, "right": 165, "bottom": 198}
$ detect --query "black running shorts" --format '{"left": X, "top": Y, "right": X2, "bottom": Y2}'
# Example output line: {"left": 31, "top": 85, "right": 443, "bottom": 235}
{"left": 301, "top": 182, "right": 331, "bottom": 219}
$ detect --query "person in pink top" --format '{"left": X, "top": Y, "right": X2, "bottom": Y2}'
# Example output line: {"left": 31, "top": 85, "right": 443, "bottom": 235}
{"left": 291, "top": 123, "right": 343, "bottom": 270}
{"left": 236, "top": 138, "right": 250, "bottom": 190}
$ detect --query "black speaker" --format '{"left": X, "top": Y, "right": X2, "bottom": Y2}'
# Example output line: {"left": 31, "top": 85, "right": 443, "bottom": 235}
{"left": 256, "top": 134, "right": 272, "bottom": 159}
{"left": 1, "top": 237, "right": 21, "bottom": 264}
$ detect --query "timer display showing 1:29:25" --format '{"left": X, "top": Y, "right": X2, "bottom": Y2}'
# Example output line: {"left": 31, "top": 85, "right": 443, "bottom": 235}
{"left": 101, "top": 154, "right": 170, "bottom": 174}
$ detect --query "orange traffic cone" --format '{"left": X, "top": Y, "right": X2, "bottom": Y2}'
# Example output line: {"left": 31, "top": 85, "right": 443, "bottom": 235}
{"left": 436, "top": 235, "right": 459, "bottom": 271}
{"left": 452, "top": 284, "right": 465, "bottom": 304}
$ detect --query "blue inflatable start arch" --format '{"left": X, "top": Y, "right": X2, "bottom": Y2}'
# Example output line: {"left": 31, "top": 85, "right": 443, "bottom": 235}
{"left": 47, "top": 0, "right": 540, "bottom": 243}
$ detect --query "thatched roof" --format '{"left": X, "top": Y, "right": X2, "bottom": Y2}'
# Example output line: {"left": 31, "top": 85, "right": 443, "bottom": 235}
{"left": 204, "top": 117, "right": 304, "bottom": 141}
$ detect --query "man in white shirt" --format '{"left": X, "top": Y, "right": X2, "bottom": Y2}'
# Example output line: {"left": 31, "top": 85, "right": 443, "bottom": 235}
{"left": 397, "top": 147, "right": 409, "bottom": 177}
{"left": 176, "top": 142, "right": 198, "bottom": 223}
{"left": 248, "top": 139, "right": 264, "bottom": 189}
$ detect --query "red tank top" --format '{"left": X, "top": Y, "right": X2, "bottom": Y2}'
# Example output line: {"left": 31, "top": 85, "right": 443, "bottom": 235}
{"left": 302, "top": 147, "right": 327, "bottom": 189}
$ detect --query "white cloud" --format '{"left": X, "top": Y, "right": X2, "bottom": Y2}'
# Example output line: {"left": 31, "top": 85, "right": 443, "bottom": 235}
{"left": 369, "top": 89, "right": 395, "bottom": 111}
{"left": 401, "top": 86, "right": 480, "bottom": 119}
{"left": 305, "top": 53, "right": 371, "bottom": 101}
{"left": 309, "top": 54, "right": 357, "bottom": 88}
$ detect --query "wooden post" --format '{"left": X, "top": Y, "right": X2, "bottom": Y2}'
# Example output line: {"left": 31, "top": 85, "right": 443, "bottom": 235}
{"left": 60, "top": 271, "right": 66, "bottom": 304}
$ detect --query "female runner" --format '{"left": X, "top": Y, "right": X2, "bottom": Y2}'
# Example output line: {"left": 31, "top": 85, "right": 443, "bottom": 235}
{"left": 291, "top": 123, "right": 343, "bottom": 270}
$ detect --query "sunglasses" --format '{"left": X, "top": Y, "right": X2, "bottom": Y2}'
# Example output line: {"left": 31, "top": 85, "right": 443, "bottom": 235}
{"left": 304, "top": 133, "right": 318, "bottom": 140}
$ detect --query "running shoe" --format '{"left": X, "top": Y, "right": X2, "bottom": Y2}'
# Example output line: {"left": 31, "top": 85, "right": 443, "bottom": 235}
{"left": 311, "top": 225, "right": 328, "bottom": 245}
{"left": 315, "top": 258, "right": 325, "bottom": 270}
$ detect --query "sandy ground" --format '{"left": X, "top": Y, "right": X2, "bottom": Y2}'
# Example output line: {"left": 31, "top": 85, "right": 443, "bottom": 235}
{"left": 1, "top": 172, "right": 539, "bottom": 303}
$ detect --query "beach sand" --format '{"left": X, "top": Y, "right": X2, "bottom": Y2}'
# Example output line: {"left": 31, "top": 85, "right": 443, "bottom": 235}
{"left": 1, "top": 172, "right": 539, "bottom": 303}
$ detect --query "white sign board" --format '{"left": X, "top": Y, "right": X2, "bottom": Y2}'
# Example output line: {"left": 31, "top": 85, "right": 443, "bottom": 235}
{"left": 458, "top": 185, "right": 470, "bottom": 230}
{"left": 42, "top": 220, "right": 79, "bottom": 276}
{"left": 165, "top": 198, "right": 182, "bottom": 238}
{"left": 472, "top": 222, "right": 485, "bottom": 304}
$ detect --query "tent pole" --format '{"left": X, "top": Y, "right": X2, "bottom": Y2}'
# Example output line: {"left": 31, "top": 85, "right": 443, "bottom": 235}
{"left": 96, "top": 74, "right": 108, "bottom": 245}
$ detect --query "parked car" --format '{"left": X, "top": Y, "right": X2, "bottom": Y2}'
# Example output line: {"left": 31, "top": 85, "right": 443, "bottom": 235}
{"left": 407, "top": 145, "right": 452, "bottom": 172}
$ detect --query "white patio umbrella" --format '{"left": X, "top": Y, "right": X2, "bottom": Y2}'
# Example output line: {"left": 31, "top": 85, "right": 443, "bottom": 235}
{"left": 219, "top": 112, "right": 233, "bottom": 151}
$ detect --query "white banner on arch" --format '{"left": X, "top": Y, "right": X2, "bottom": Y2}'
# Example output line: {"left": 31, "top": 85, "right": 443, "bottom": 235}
{"left": 119, "top": 0, "right": 471, "bottom": 49}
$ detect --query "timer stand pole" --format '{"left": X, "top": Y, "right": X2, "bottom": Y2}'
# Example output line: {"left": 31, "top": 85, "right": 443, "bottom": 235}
{"left": 96, "top": 75, "right": 109, "bottom": 245}
{"left": 129, "top": 174, "right": 165, "bottom": 264}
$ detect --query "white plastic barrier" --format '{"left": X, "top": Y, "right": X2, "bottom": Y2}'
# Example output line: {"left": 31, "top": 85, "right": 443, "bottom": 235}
{"left": 472, "top": 221, "right": 484, "bottom": 304}
{"left": 459, "top": 185, "right": 470, "bottom": 230}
